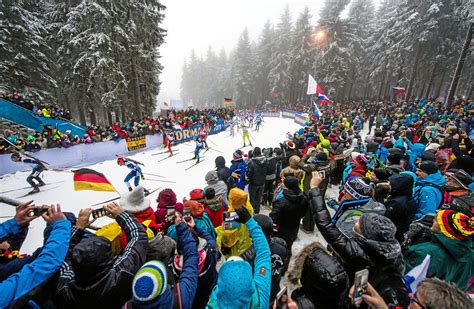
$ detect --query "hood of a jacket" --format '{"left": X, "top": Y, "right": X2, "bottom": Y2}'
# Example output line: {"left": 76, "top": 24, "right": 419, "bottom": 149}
{"left": 389, "top": 173, "right": 414, "bottom": 196}
{"left": 300, "top": 247, "right": 349, "bottom": 301}
{"left": 252, "top": 155, "right": 267, "bottom": 167}
{"left": 283, "top": 188, "right": 305, "bottom": 203}
{"left": 71, "top": 235, "right": 113, "bottom": 285}
{"left": 215, "top": 156, "right": 226, "bottom": 168}
{"left": 433, "top": 233, "right": 472, "bottom": 263}
{"left": 229, "top": 187, "right": 248, "bottom": 210}
{"left": 417, "top": 171, "right": 446, "bottom": 187}
{"left": 205, "top": 170, "right": 219, "bottom": 185}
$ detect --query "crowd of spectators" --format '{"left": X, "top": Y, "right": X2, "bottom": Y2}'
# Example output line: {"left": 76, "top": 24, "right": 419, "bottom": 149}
{"left": 1, "top": 95, "right": 473, "bottom": 308}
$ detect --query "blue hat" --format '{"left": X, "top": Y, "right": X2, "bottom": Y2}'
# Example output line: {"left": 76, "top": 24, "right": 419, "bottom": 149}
{"left": 133, "top": 261, "right": 168, "bottom": 303}
{"left": 215, "top": 258, "right": 255, "bottom": 307}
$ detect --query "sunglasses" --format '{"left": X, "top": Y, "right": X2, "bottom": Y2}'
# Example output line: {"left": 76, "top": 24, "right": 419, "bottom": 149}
{"left": 410, "top": 292, "right": 427, "bottom": 309}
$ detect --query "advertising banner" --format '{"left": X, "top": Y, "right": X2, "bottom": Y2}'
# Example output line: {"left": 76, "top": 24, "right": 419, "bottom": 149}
{"left": 262, "top": 112, "right": 280, "bottom": 117}
{"left": 172, "top": 120, "right": 227, "bottom": 143}
{"left": 126, "top": 136, "right": 147, "bottom": 151}
{"left": 282, "top": 110, "right": 296, "bottom": 119}
{"left": 294, "top": 113, "right": 309, "bottom": 126}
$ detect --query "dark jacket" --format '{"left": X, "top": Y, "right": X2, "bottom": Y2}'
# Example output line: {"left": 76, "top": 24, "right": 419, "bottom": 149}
{"left": 215, "top": 156, "right": 235, "bottom": 190}
{"left": 192, "top": 226, "right": 218, "bottom": 309}
{"left": 246, "top": 155, "right": 267, "bottom": 186}
{"left": 241, "top": 237, "right": 289, "bottom": 302}
{"left": 309, "top": 188, "right": 409, "bottom": 308}
{"left": 54, "top": 213, "right": 148, "bottom": 308}
{"left": 450, "top": 138, "right": 474, "bottom": 175}
{"left": 385, "top": 174, "right": 417, "bottom": 243}
{"left": 270, "top": 189, "right": 308, "bottom": 248}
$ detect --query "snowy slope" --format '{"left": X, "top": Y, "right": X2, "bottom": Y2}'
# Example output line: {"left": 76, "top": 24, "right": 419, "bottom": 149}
{"left": 0, "top": 117, "right": 303, "bottom": 254}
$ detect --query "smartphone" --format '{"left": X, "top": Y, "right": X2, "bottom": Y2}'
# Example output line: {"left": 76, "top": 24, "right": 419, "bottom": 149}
{"left": 166, "top": 206, "right": 175, "bottom": 222}
{"left": 222, "top": 221, "right": 241, "bottom": 230}
{"left": 92, "top": 208, "right": 108, "bottom": 219}
{"left": 275, "top": 286, "right": 288, "bottom": 309}
{"left": 30, "top": 207, "right": 49, "bottom": 217}
{"left": 183, "top": 208, "right": 191, "bottom": 222}
{"left": 353, "top": 269, "right": 369, "bottom": 305}
{"left": 224, "top": 211, "right": 239, "bottom": 222}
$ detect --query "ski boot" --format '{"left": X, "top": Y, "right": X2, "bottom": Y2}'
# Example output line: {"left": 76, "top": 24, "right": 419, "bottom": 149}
{"left": 144, "top": 189, "right": 151, "bottom": 196}
{"left": 37, "top": 181, "right": 46, "bottom": 187}
{"left": 128, "top": 187, "right": 133, "bottom": 192}
{"left": 29, "top": 186, "right": 40, "bottom": 194}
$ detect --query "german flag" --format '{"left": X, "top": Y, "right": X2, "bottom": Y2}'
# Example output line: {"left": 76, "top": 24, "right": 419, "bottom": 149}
{"left": 73, "top": 168, "right": 116, "bottom": 192}
{"left": 224, "top": 98, "right": 233, "bottom": 105}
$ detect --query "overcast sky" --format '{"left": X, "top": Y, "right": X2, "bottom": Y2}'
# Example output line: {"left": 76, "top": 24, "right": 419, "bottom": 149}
{"left": 157, "top": 0, "right": 376, "bottom": 104}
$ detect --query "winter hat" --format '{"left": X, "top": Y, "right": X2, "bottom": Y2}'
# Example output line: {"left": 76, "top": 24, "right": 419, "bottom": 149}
{"left": 119, "top": 186, "right": 151, "bottom": 213}
{"left": 417, "top": 161, "right": 439, "bottom": 175}
{"left": 253, "top": 214, "right": 274, "bottom": 241}
{"left": 366, "top": 142, "right": 379, "bottom": 154}
{"left": 437, "top": 209, "right": 474, "bottom": 240}
{"left": 253, "top": 147, "right": 262, "bottom": 156}
{"left": 215, "top": 156, "right": 226, "bottom": 168}
{"left": 387, "top": 151, "right": 403, "bottom": 165}
{"left": 425, "top": 143, "right": 440, "bottom": 152}
{"left": 316, "top": 151, "right": 328, "bottom": 161}
{"left": 205, "top": 170, "right": 219, "bottom": 185}
{"left": 445, "top": 169, "right": 472, "bottom": 190}
{"left": 184, "top": 200, "right": 204, "bottom": 218}
{"left": 146, "top": 234, "right": 176, "bottom": 262}
{"left": 132, "top": 261, "right": 168, "bottom": 303}
{"left": 233, "top": 149, "right": 243, "bottom": 160}
{"left": 354, "top": 154, "right": 369, "bottom": 165}
{"left": 421, "top": 152, "right": 436, "bottom": 162}
{"left": 284, "top": 176, "right": 300, "bottom": 191}
{"left": 286, "top": 140, "right": 296, "bottom": 149}
{"left": 344, "top": 177, "right": 373, "bottom": 200}
{"left": 71, "top": 236, "right": 112, "bottom": 284}
{"left": 157, "top": 188, "right": 177, "bottom": 208}
{"left": 215, "top": 259, "right": 255, "bottom": 307}
{"left": 189, "top": 188, "right": 204, "bottom": 203}
{"left": 359, "top": 213, "right": 397, "bottom": 241}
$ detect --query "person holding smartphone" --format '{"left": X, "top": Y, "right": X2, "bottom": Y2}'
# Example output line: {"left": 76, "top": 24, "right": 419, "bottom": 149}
{"left": 309, "top": 171, "right": 409, "bottom": 308}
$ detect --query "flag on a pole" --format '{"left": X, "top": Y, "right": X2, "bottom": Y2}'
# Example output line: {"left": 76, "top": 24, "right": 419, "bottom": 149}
{"left": 224, "top": 98, "right": 233, "bottom": 105}
{"left": 392, "top": 87, "right": 406, "bottom": 96}
{"left": 307, "top": 74, "right": 325, "bottom": 95}
{"left": 317, "top": 93, "right": 332, "bottom": 104}
{"left": 313, "top": 102, "right": 323, "bottom": 117}
{"left": 73, "top": 168, "right": 116, "bottom": 192}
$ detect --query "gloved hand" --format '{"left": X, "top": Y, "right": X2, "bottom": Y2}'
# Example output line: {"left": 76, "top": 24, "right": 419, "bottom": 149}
{"left": 141, "top": 175, "right": 145, "bottom": 180}
{"left": 235, "top": 207, "right": 251, "bottom": 224}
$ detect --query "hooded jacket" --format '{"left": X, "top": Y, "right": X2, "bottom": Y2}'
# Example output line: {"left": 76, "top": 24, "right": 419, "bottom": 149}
{"left": 215, "top": 156, "right": 235, "bottom": 190}
{"left": 246, "top": 155, "right": 268, "bottom": 186}
{"left": 1, "top": 219, "right": 71, "bottom": 308}
{"left": 309, "top": 188, "right": 409, "bottom": 308}
{"left": 385, "top": 174, "right": 417, "bottom": 243}
{"left": 270, "top": 188, "right": 308, "bottom": 248}
{"left": 230, "top": 158, "right": 247, "bottom": 190}
{"left": 413, "top": 171, "right": 446, "bottom": 219}
{"left": 204, "top": 171, "right": 228, "bottom": 200}
{"left": 204, "top": 196, "right": 225, "bottom": 228}
{"left": 54, "top": 212, "right": 148, "bottom": 308}
{"left": 405, "top": 233, "right": 473, "bottom": 291}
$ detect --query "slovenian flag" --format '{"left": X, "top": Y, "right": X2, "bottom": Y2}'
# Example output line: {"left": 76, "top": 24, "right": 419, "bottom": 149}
{"left": 313, "top": 102, "right": 323, "bottom": 117}
{"left": 73, "top": 168, "right": 117, "bottom": 192}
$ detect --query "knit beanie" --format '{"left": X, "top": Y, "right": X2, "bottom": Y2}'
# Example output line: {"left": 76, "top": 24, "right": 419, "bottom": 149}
{"left": 417, "top": 161, "right": 439, "bottom": 175}
{"left": 253, "top": 214, "right": 273, "bottom": 240}
{"left": 190, "top": 188, "right": 204, "bottom": 203}
{"left": 133, "top": 261, "right": 168, "bottom": 303}
{"left": 146, "top": 235, "right": 176, "bottom": 262}
{"left": 284, "top": 176, "right": 300, "bottom": 191}
{"left": 215, "top": 259, "right": 255, "bottom": 307}
{"left": 359, "top": 213, "right": 397, "bottom": 241}
{"left": 233, "top": 149, "right": 243, "bottom": 160}
{"left": 157, "top": 189, "right": 177, "bottom": 208}
{"left": 437, "top": 209, "right": 474, "bottom": 240}
{"left": 316, "top": 151, "right": 328, "bottom": 161}
{"left": 344, "top": 177, "right": 373, "bottom": 200}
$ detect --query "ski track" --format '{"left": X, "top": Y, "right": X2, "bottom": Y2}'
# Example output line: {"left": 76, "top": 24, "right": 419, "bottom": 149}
{"left": 0, "top": 117, "right": 368, "bottom": 293}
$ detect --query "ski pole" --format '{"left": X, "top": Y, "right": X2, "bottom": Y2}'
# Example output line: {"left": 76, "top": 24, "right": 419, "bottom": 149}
{"left": 143, "top": 173, "right": 166, "bottom": 178}
{"left": 144, "top": 178, "right": 176, "bottom": 184}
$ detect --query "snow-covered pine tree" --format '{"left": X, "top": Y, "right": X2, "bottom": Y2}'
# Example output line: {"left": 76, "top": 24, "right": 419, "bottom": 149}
{"left": 232, "top": 28, "right": 254, "bottom": 107}
{"left": 255, "top": 20, "right": 275, "bottom": 104}
{"left": 268, "top": 5, "right": 293, "bottom": 102}
{"left": 289, "top": 6, "right": 313, "bottom": 104}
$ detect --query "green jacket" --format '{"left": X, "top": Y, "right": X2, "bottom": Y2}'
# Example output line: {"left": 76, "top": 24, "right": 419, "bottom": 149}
{"left": 404, "top": 233, "right": 473, "bottom": 290}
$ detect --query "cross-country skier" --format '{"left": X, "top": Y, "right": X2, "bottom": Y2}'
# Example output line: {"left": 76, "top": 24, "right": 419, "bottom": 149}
{"left": 241, "top": 124, "right": 253, "bottom": 147}
{"left": 255, "top": 114, "right": 263, "bottom": 132}
{"left": 198, "top": 126, "right": 209, "bottom": 149}
{"left": 164, "top": 130, "right": 175, "bottom": 156}
{"left": 117, "top": 156, "right": 144, "bottom": 192}
{"left": 10, "top": 153, "right": 46, "bottom": 194}
{"left": 193, "top": 136, "right": 205, "bottom": 163}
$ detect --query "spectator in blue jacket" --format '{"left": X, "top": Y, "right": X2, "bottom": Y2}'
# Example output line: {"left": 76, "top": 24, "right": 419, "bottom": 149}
{"left": 129, "top": 213, "right": 199, "bottom": 308}
{"left": 207, "top": 207, "right": 271, "bottom": 308}
{"left": 414, "top": 161, "right": 446, "bottom": 219}
{"left": 1, "top": 202, "right": 70, "bottom": 308}
{"left": 230, "top": 150, "right": 248, "bottom": 190}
